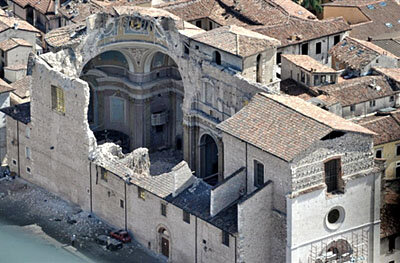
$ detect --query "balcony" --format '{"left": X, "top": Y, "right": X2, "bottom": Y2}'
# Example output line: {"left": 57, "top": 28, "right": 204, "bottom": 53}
{"left": 151, "top": 111, "right": 168, "bottom": 126}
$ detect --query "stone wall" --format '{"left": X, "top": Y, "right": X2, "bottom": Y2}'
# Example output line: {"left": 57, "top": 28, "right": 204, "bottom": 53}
{"left": 210, "top": 167, "right": 245, "bottom": 216}
{"left": 290, "top": 132, "right": 375, "bottom": 194}
{"left": 237, "top": 182, "right": 273, "bottom": 263}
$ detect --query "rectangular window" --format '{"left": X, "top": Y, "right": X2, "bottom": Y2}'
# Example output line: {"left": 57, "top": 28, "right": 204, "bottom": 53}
{"left": 396, "top": 162, "right": 400, "bottom": 178}
{"left": 334, "top": 35, "right": 340, "bottom": 45}
{"left": 324, "top": 158, "right": 341, "bottom": 193}
{"left": 254, "top": 160, "right": 264, "bottom": 188}
{"left": 316, "top": 42, "right": 322, "bottom": 54}
{"left": 397, "top": 145, "right": 400, "bottom": 156}
{"left": 390, "top": 95, "right": 395, "bottom": 102}
{"left": 183, "top": 210, "right": 190, "bottom": 224}
{"left": 161, "top": 203, "right": 167, "bottom": 217}
{"left": 314, "top": 75, "right": 320, "bottom": 86}
{"left": 120, "top": 199, "right": 124, "bottom": 208}
{"left": 350, "top": 105, "right": 355, "bottom": 112}
{"left": 389, "top": 235, "right": 395, "bottom": 252}
{"left": 321, "top": 75, "right": 326, "bottom": 83}
{"left": 196, "top": 20, "right": 202, "bottom": 28}
{"left": 301, "top": 43, "right": 308, "bottom": 55}
{"left": 51, "top": 85, "right": 65, "bottom": 114}
{"left": 276, "top": 52, "right": 282, "bottom": 64}
{"left": 301, "top": 71, "right": 305, "bottom": 83}
{"left": 370, "top": 100, "right": 376, "bottom": 108}
{"left": 25, "top": 127, "right": 30, "bottom": 138}
{"left": 110, "top": 97, "right": 125, "bottom": 123}
{"left": 25, "top": 147, "right": 31, "bottom": 160}
{"left": 222, "top": 231, "right": 229, "bottom": 247}
{"left": 138, "top": 187, "right": 146, "bottom": 200}
{"left": 376, "top": 148, "right": 383, "bottom": 159}
{"left": 306, "top": 74, "right": 310, "bottom": 86}
{"left": 100, "top": 167, "right": 108, "bottom": 182}
{"left": 26, "top": 167, "right": 31, "bottom": 173}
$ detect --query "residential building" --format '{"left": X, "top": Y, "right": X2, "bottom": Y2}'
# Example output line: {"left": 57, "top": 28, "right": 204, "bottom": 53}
{"left": 330, "top": 37, "right": 399, "bottom": 78}
{"left": 281, "top": 54, "right": 339, "bottom": 87}
{"left": 0, "top": 37, "right": 31, "bottom": 78}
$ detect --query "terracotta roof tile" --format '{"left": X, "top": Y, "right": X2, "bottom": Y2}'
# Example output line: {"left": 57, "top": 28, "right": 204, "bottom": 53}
{"left": 282, "top": 54, "right": 337, "bottom": 73}
{"left": 11, "top": 75, "right": 31, "bottom": 99}
{"left": 192, "top": 25, "right": 280, "bottom": 57}
{"left": 0, "top": 15, "right": 40, "bottom": 33}
{"left": 217, "top": 93, "right": 373, "bottom": 161}
{"left": 318, "top": 76, "right": 396, "bottom": 106}
{"left": 356, "top": 111, "right": 400, "bottom": 145}
{"left": 374, "top": 67, "right": 400, "bottom": 83}
{"left": 0, "top": 77, "right": 14, "bottom": 93}
{"left": 251, "top": 17, "right": 350, "bottom": 47}
{"left": 330, "top": 37, "right": 398, "bottom": 69}
{"left": 348, "top": 0, "right": 400, "bottom": 40}
{"left": 0, "top": 37, "right": 32, "bottom": 51}
{"left": 13, "top": 0, "right": 54, "bottom": 14}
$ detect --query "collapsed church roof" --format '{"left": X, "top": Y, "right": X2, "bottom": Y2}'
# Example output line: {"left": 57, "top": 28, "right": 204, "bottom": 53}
{"left": 217, "top": 93, "right": 374, "bottom": 161}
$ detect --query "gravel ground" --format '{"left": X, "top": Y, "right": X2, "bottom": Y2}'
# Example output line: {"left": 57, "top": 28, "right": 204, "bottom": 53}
{"left": 0, "top": 177, "right": 165, "bottom": 263}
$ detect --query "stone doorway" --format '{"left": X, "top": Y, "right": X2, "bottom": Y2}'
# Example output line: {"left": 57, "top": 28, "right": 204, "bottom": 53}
{"left": 158, "top": 227, "right": 170, "bottom": 259}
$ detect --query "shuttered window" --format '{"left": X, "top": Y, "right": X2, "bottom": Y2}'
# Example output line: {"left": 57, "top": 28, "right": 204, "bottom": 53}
{"left": 51, "top": 85, "right": 65, "bottom": 114}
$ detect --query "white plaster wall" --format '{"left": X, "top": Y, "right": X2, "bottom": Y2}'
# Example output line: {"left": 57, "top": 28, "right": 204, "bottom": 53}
{"left": 287, "top": 173, "right": 380, "bottom": 263}
{"left": 0, "top": 30, "right": 37, "bottom": 51}
{"left": 6, "top": 46, "right": 31, "bottom": 67}
{"left": 0, "top": 92, "right": 10, "bottom": 163}
{"left": 4, "top": 68, "right": 26, "bottom": 82}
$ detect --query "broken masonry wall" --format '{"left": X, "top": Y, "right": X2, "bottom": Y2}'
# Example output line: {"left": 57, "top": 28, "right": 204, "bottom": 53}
{"left": 290, "top": 132, "right": 375, "bottom": 194}
{"left": 237, "top": 182, "right": 274, "bottom": 263}
{"left": 27, "top": 56, "right": 94, "bottom": 210}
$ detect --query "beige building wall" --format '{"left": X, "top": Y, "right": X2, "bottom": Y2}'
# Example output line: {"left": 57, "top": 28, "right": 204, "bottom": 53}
{"left": 374, "top": 140, "right": 400, "bottom": 179}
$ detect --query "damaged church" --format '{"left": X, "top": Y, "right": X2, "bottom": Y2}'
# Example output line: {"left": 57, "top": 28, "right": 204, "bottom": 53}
{"left": 2, "top": 5, "right": 382, "bottom": 263}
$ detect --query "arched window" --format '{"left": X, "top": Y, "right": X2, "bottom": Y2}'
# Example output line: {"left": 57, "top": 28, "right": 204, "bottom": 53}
{"left": 256, "top": 54, "right": 262, "bottom": 83}
{"left": 213, "top": 51, "right": 221, "bottom": 65}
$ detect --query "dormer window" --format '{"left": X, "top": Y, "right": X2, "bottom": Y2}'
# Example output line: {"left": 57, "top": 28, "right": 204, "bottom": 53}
{"left": 324, "top": 158, "right": 342, "bottom": 193}
{"left": 213, "top": 51, "right": 221, "bottom": 65}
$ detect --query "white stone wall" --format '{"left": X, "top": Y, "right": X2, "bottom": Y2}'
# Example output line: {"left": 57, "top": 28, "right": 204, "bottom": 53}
{"left": 0, "top": 29, "right": 37, "bottom": 52}
{"left": 5, "top": 46, "right": 31, "bottom": 67}
{"left": 287, "top": 173, "right": 381, "bottom": 263}
{"left": 237, "top": 182, "right": 273, "bottom": 263}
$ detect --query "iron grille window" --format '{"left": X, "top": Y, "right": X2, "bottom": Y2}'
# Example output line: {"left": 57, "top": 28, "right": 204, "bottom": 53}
{"left": 222, "top": 231, "right": 229, "bottom": 247}
{"left": 254, "top": 160, "right": 264, "bottom": 188}
{"left": 324, "top": 158, "right": 341, "bottom": 193}
{"left": 51, "top": 85, "right": 65, "bottom": 114}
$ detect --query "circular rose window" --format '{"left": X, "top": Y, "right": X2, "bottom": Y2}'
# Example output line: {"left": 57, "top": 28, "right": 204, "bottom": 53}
{"left": 325, "top": 206, "right": 345, "bottom": 231}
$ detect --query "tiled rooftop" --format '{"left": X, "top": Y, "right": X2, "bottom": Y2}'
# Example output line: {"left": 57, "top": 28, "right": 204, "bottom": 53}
{"left": 0, "top": 77, "right": 14, "bottom": 94}
{"left": 217, "top": 93, "right": 373, "bottom": 161}
{"left": 0, "top": 38, "right": 32, "bottom": 51}
{"left": 192, "top": 25, "right": 280, "bottom": 57}
{"left": 0, "top": 14, "right": 40, "bottom": 33}
{"left": 330, "top": 37, "right": 397, "bottom": 69}
{"left": 11, "top": 76, "right": 31, "bottom": 99}
{"left": 355, "top": 110, "right": 400, "bottom": 145}
{"left": 317, "top": 76, "right": 396, "bottom": 106}
{"left": 374, "top": 67, "right": 400, "bottom": 83}
{"left": 12, "top": 0, "right": 54, "bottom": 15}
{"left": 282, "top": 54, "right": 337, "bottom": 73}
{"left": 251, "top": 17, "right": 349, "bottom": 47}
